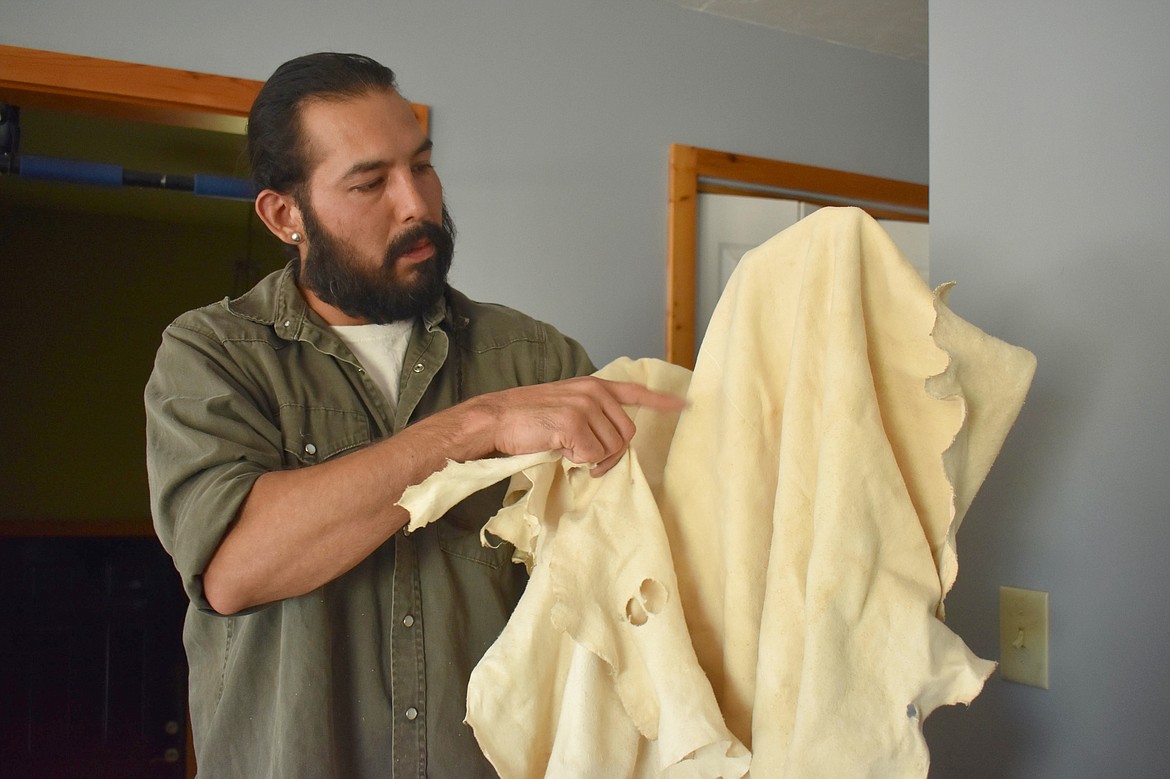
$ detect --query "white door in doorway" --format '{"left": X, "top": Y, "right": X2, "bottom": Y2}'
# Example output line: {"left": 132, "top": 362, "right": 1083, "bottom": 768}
{"left": 695, "top": 193, "right": 929, "bottom": 356}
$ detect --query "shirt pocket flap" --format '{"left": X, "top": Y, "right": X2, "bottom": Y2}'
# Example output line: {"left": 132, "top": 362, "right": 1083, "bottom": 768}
{"left": 279, "top": 404, "right": 371, "bottom": 466}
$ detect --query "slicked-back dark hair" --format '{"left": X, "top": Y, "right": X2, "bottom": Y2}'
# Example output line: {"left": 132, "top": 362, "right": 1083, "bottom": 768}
{"left": 248, "top": 52, "right": 398, "bottom": 195}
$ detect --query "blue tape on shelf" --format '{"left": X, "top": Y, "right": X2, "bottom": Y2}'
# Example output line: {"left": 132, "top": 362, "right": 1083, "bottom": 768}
{"left": 19, "top": 155, "right": 122, "bottom": 187}
{"left": 193, "top": 174, "right": 255, "bottom": 201}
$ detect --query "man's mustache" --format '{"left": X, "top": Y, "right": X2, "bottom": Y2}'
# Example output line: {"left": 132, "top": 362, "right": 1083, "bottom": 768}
{"left": 384, "top": 220, "right": 452, "bottom": 264}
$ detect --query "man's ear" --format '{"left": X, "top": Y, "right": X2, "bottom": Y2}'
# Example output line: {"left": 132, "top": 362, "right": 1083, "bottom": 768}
{"left": 254, "top": 188, "right": 304, "bottom": 246}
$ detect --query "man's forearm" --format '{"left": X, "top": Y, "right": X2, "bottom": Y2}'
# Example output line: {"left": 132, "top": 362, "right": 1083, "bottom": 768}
{"left": 201, "top": 399, "right": 497, "bottom": 615}
{"left": 199, "top": 376, "right": 685, "bottom": 615}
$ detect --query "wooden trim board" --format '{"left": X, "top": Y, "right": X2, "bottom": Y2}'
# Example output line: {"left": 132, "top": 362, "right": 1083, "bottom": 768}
{"left": 0, "top": 44, "right": 429, "bottom": 134}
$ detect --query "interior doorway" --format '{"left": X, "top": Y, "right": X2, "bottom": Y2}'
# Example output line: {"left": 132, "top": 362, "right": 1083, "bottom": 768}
{"left": 695, "top": 193, "right": 929, "bottom": 357}
{"left": 666, "top": 144, "right": 929, "bottom": 367}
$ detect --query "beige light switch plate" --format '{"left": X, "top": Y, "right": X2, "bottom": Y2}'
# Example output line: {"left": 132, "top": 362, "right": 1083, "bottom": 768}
{"left": 999, "top": 586, "right": 1049, "bottom": 689}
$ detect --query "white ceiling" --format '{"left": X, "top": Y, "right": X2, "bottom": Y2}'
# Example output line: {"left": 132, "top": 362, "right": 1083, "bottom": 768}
{"left": 657, "top": 0, "right": 927, "bottom": 62}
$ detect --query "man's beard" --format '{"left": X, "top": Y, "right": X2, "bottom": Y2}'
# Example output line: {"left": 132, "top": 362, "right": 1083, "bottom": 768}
{"left": 296, "top": 201, "right": 456, "bottom": 324}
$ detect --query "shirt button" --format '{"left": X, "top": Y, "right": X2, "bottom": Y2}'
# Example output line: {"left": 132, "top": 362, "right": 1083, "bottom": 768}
{"left": 283, "top": 320, "right": 291, "bottom": 328}
{"left": 405, "top": 707, "right": 418, "bottom": 721}
{"left": 304, "top": 443, "right": 317, "bottom": 455}
{"left": 412, "top": 362, "right": 424, "bottom": 373}
{"left": 402, "top": 614, "right": 415, "bottom": 628}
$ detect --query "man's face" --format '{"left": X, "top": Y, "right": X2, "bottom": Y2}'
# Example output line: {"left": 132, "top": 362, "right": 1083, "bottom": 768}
{"left": 294, "top": 89, "right": 452, "bottom": 324}
{"left": 297, "top": 192, "right": 455, "bottom": 324}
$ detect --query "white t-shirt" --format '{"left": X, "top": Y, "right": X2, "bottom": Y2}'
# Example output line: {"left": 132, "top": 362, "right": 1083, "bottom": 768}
{"left": 330, "top": 320, "right": 414, "bottom": 413}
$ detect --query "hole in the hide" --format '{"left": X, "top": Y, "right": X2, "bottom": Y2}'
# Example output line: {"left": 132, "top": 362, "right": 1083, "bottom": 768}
{"left": 625, "top": 597, "right": 648, "bottom": 626}
{"left": 639, "top": 578, "right": 667, "bottom": 614}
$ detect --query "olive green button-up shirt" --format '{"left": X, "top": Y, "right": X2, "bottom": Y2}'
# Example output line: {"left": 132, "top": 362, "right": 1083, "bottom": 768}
{"left": 145, "top": 263, "right": 593, "bottom": 778}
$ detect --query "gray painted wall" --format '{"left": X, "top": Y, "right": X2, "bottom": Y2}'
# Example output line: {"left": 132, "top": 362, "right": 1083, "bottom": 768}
{"left": 1, "top": 0, "right": 926, "bottom": 364}
{"left": 925, "top": 1, "right": 1170, "bottom": 775}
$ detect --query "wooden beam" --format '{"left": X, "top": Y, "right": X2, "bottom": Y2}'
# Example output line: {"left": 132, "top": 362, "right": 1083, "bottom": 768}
{"left": 692, "top": 147, "right": 927, "bottom": 213}
{"left": 0, "top": 45, "right": 429, "bottom": 133}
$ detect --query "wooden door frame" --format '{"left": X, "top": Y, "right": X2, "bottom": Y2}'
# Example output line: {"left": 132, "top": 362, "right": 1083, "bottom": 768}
{"left": 666, "top": 144, "right": 928, "bottom": 367}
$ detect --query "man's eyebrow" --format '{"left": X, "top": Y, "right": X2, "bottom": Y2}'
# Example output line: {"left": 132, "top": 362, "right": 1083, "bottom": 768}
{"left": 340, "top": 139, "right": 434, "bottom": 179}
{"left": 342, "top": 159, "right": 388, "bottom": 178}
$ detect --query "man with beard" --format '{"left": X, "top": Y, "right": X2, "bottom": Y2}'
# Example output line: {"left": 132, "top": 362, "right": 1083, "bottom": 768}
{"left": 144, "top": 52, "right": 682, "bottom": 777}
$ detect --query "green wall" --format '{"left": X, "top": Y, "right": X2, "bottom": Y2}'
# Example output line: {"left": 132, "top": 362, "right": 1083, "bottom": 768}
{"left": 0, "top": 199, "right": 285, "bottom": 523}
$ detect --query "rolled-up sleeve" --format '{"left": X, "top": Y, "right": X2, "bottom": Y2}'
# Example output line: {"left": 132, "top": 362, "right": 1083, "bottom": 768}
{"left": 145, "top": 322, "right": 281, "bottom": 613}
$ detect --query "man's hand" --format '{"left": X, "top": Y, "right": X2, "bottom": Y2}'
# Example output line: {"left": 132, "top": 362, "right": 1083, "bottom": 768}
{"left": 466, "top": 376, "right": 687, "bottom": 476}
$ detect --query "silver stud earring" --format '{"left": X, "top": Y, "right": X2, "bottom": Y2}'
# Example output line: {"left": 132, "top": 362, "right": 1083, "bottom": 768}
{"left": 291, "top": 231, "right": 302, "bottom": 243}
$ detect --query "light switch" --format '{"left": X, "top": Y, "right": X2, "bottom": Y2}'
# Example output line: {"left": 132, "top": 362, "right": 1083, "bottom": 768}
{"left": 999, "top": 586, "right": 1049, "bottom": 689}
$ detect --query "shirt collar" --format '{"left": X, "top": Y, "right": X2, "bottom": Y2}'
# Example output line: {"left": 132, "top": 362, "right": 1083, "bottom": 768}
{"left": 227, "top": 261, "right": 461, "bottom": 340}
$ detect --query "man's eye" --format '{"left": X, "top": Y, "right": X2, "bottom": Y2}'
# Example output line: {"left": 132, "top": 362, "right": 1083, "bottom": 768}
{"left": 353, "top": 178, "right": 383, "bottom": 192}
{"left": 412, "top": 162, "right": 434, "bottom": 174}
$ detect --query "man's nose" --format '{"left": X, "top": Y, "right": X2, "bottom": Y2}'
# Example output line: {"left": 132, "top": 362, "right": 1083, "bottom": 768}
{"left": 389, "top": 172, "right": 428, "bottom": 224}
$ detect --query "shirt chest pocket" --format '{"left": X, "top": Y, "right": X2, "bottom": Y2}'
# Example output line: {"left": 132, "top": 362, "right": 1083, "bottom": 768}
{"left": 438, "top": 481, "right": 514, "bottom": 569}
{"left": 278, "top": 404, "right": 373, "bottom": 467}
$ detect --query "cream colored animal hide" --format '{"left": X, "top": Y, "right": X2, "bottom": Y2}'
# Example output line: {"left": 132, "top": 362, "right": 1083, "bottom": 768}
{"left": 398, "top": 207, "right": 1036, "bottom": 777}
